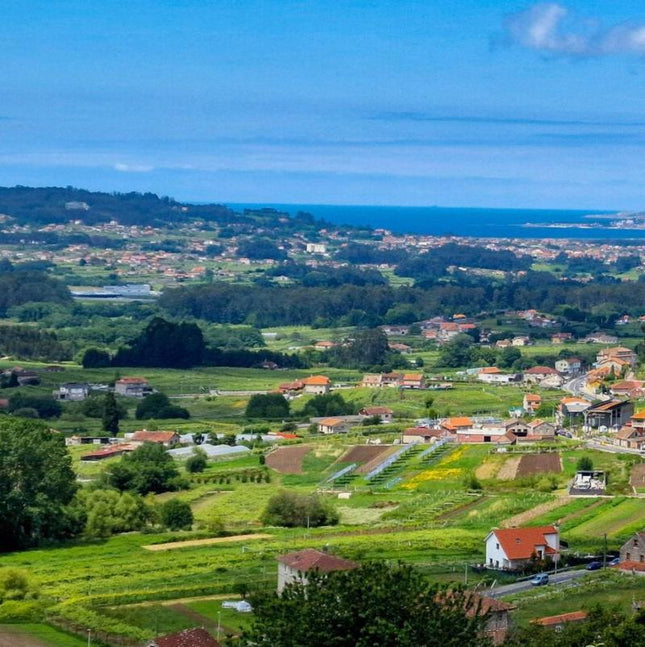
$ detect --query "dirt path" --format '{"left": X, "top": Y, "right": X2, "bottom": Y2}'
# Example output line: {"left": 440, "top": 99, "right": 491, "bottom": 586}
{"left": 500, "top": 496, "right": 571, "bottom": 528}
{"left": 0, "top": 628, "right": 50, "bottom": 647}
{"left": 143, "top": 533, "right": 272, "bottom": 551}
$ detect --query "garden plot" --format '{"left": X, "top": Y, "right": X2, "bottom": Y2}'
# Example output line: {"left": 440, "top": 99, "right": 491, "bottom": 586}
{"left": 515, "top": 453, "right": 561, "bottom": 477}
{"left": 497, "top": 456, "right": 522, "bottom": 480}
{"left": 265, "top": 446, "right": 310, "bottom": 474}
{"left": 630, "top": 464, "right": 645, "bottom": 492}
{"left": 342, "top": 445, "right": 391, "bottom": 471}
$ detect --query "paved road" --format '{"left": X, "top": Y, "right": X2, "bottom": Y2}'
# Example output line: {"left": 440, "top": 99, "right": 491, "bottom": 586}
{"left": 486, "top": 569, "right": 589, "bottom": 598}
{"left": 585, "top": 439, "right": 644, "bottom": 456}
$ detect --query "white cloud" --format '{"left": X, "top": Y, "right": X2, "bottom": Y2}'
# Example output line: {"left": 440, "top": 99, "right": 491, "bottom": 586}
{"left": 114, "top": 162, "right": 154, "bottom": 173}
{"left": 505, "top": 3, "right": 645, "bottom": 57}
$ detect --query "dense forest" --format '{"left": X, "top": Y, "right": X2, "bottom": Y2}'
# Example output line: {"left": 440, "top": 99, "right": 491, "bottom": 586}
{"left": 159, "top": 273, "right": 645, "bottom": 328}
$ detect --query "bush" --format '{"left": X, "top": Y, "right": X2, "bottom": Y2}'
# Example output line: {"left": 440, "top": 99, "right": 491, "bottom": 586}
{"left": 261, "top": 490, "right": 338, "bottom": 528}
{"left": 577, "top": 456, "right": 594, "bottom": 471}
{"left": 186, "top": 448, "right": 208, "bottom": 473}
{"left": 135, "top": 392, "right": 189, "bottom": 420}
{"left": 160, "top": 499, "right": 193, "bottom": 531}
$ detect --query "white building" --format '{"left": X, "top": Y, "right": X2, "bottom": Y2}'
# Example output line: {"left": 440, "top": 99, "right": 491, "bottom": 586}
{"left": 276, "top": 549, "right": 357, "bottom": 593}
{"left": 484, "top": 525, "right": 559, "bottom": 571}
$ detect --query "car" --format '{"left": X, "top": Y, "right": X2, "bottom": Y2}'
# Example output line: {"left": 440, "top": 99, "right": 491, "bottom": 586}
{"left": 608, "top": 557, "right": 620, "bottom": 567}
{"left": 586, "top": 561, "right": 602, "bottom": 571}
{"left": 530, "top": 573, "right": 549, "bottom": 586}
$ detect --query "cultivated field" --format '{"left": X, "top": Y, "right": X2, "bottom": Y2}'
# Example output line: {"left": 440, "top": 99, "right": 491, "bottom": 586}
{"left": 515, "top": 453, "right": 562, "bottom": 477}
{"left": 265, "top": 445, "right": 311, "bottom": 473}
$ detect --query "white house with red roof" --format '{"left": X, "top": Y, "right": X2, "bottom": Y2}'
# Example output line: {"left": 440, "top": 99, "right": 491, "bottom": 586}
{"left": 276, "top": 548, "right": 358, "bottom": 592}
{"left": 302, "top": 375, "right": 331, "bottom": 395}
{"left": 484, "top": 525, "right": 559, "bottom": 571}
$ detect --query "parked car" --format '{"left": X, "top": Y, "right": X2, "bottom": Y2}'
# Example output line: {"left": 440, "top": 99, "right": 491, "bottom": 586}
{"left": 608, "top": 557, "right": 620, "bottom": 567}
{"left": 586, "top": 561, "right": 602, "bottom": 571}
{"left": 530, "top": 573, "right": 549, "bottom": 586}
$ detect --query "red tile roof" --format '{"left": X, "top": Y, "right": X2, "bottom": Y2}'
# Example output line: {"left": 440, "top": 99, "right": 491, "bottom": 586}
{"left": 131, "top": 430, "right": 178, "bottom": 444}
{"left": 533, "top": 611, "right": 588, "bottom": 626}
{"left": 490, "top": 526, "right": 558, "bottom": 561}
{"left": 277, "top": 549, "right": 357, "bottom": 573}
{"left": 525, "top": 366, "right": 558, "bottom": 375}
{"left": 302, "top": 375, "right": 331, "bottom": 385}
{"left": 152, "top": 627, "right": 221, "bottom": 647}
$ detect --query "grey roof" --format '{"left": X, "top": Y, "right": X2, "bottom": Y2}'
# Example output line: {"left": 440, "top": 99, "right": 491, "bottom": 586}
{"left": 167, "top": 444, "right": 251, "bottom": 458}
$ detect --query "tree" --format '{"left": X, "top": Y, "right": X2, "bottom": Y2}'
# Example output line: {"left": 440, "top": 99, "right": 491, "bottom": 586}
{"left": 0, "top": 419, "right": 77, "bottom": 551}
{"left": 245, "top": 393, "right": 290, "bottom": 419}
{"left": 102, "top": 391, "right": 120, "bottom": 436}
{"left": 0, "top": 568, "right": 37, "bottom": 602}
{"left": 185, "top": 448, "right": 207, "bottom": 473}
{"left": 577, "top": 456, "right": 594, "bottom": 471}
{"left": 135, "top": 392, "right": 190, "bottom": 420}
{"left": 261, "top": 491, "right": 338, "bottom": 528}
{"left": 192, "top": 432, "right": 205, "bottom": 445}
{"left": 82, "top": 348, "right": 111, "bottom": 368}
{"left": 8, "top": 393, "right": 62, "bottom": 419}
{"left": 303, "top": 393, "right": 354, "bottom": 417}
{"left": 112, "top": 317, "right": 205, "bottom": 368}
{"left": 160, "top": 499, "right": 193, "bottom": 530}
{"left": 436, "top": 334, "right": 474, "bottom": 368}
{"left": 244, "top": 562, "right": 489, "bottom": 647}
{"left": 80, "top": 489, "right": 150, "bottom": 538}
{"left": 104, "top": 442, "right": 182, "bottom": 495}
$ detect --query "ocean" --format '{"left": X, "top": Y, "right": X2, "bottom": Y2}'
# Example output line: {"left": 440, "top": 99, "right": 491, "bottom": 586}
{"left": 228, "top": 204, "right": 645, "bottom": 240}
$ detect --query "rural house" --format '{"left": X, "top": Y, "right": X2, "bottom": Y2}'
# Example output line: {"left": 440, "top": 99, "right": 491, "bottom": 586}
{"left": 402, "top": 427, "right": 445, "bottom": 444}
{"left": 614, "top": 411, "right": 645, "bottom": 451}
{"left": 522, "top": 393, "right": 541, "bottom": 414}
{"left": 484, "top": 525, "right": 560, "bottom": 571}
{"left": 276, "top": 548, "right": 358, "bottom": 593}
{"left": 359, "top": 406, "right": 393, "bottom": 422}
{"left": 401, "top": 373, "right": 425, "bottom": 389}
{"left": 317, "top": 417, "right": 355, "bottom": 434}
{"left": 302, "top": 375, "right": 331, "bottom": 395}
{"left": 114, "top": 377, "right": 152, "bottom": 398}
{"left": 554, "top": 357, "right": 582, "bottom": 375}
{"left": 618, "top": 531, "right": 645, "bottom": 572}
{"left": 55, "top": 382, "right": 91, "bottom": 401}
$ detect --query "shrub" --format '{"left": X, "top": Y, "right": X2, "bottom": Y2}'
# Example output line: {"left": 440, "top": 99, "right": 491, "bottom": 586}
{"left": 160, "top": 499, "right": 194, "bottom": 531}
{"left": 186, "top": 448, "right": 208, "bottom": 473}
{"left": 261, "top": 490, "right": 338, "bottom": 528}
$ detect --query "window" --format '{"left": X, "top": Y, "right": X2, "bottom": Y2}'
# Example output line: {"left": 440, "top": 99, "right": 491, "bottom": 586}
{"left": 496, "top": 543, "right": 499, "bottom": 550}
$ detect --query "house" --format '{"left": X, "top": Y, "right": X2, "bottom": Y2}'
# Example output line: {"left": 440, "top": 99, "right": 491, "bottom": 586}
{"left": 551, "top": 332, "right": 573, "bottom": 344}
{"left": 583, "top": 333, "right": 618, "bottom": 344}
{"left": 557, "top": 397, "right": 592, "bottom": 426}
{"left": 523, "top": 419, "right": 556, "bottom": 442}
{"left": 555, "top": 357, "right": 582, "bottom": 375}
{"left": 145, "top": 627, "right": 221, "bottom": 647}
{"left": 522, "top": 393, "right": 541, "bottom": 414}
{"left": 478, "top": 368, "right": 521, "bottom": 384}
{"left": 305, "top": 242, "right": 327, "bottom": 254}
{"left": 484, "top": 525, "right": 560, "bottom": 571}
{"left": 512, "top": 336, "right": 530, "bottom": 347}
{"left": 360, "top": 374, "right": 383, "bottom": 388}
{"left": 317, "top": 417, "right": 353, "bottom": 434}
{"left": 614, "top": 410, "right": 645, "bottom": 450}
{"left": 302, "top": 375, "right": 331, "bottom": 395}
{"left": 359, "top": 406, "right": 393, "bottom": 422}
{"left": 597, "top": 346, "right": 638, "bottom": 368}
{"left": 114, "top": 377, "right": 152, "bottom": 398}
{"left": 532, "top": 611, "right": 588, "bottom": 630}
{"left": 401, "top": 373, "right": 425, "bottom": 389}
{"left": 130, "top": 430, "right": 180, "bottom": 447}
{"left": 381, "top": 325, "right": 409, "bottom": 336}
{"left": 55, "top": 383, "right": 91, "bottom": 401}
{"left": 441, "top": 416, "right": 473, "bottom": 433}
{"left": 504, "top": 419, "right": 531, "bottom": 438}
{"left": 381, "top": 372, "right": 403, "bottom": 387}
{"left": 278, "top": 379, "right": 304, "bottom": 395}
{"left": 276, "top": 548, "right": 358, "bottom": 593}
{"left": 457, "top": 422, "right": 516, "bottom": 445}
{"left": 584, "top": 400, "right": 634, "bottom": 431}
{"left": 80, "top": 444, "right": 136, "bottom": 461}
{"left": 523, "top": 366, "right": 559, "bottom": 384}
{"left": 389, "top": 342, "right": 412, "bottom": 353}
{"left": 474, "top": 596, "right": 516, "bottom": 645}
{"left": 617, "top": 532, "right": 645, "bottom": 572}
{"left": 610, "top": 380, "right": 645, "bottom": 398}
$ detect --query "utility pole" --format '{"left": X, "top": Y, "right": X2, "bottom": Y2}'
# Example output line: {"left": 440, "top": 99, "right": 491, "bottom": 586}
{"left": 464, "top": 562, "right": 468, "bottom": 586}
{"left": 603, "top": 533, "right": 607, "bottom": 569}
{"left": 87, "top": 629, "right": 91, "bottom": 647}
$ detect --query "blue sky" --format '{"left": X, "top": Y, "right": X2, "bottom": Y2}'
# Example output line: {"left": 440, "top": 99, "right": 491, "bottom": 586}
{"left": 2, "top": 1, "right": 645, "bottom": 208}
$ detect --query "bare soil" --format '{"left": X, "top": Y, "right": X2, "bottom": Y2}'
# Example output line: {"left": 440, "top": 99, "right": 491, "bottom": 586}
{"left": 265, "top": 445, "right": 311, "bottom": 474}
{"left": 515, "top": 453, "right": 561, "bottom": 478}
{"left": 501, "top": 496, "right": 572, "bottom": 528}
{"left": 0, "top": 628, "right": 50, "bottom": 647}
{"left": 143, "top": 533, "right": 272, "bottom": 551}
{"left": 630, "top": 464, "right": 645, "bottom": 489}
{"left": 497, "top": 456, "right": 522, "bottom": 480}
{"left": 341, "top": 445, "right": 391, "bottom": 474}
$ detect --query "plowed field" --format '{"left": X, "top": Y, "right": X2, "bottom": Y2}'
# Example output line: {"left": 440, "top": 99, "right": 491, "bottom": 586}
{"left": 516, "top": 453, "right": 561, "bottom": 477}
{"left": 265, "top": 445, "right": 310, "bottom": 473}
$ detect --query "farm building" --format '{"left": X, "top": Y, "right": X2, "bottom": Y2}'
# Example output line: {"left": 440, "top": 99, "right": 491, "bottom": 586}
{"left": 129, "top": 430, "right": 180, "bottom": 447}
{"left": 55, "top": 383, "right": 91, "bottom": 401}
{"left": 532, "top": 611, "right": 588, "bottom": 630}
{"left": 317, "top": 417, "right": 354, "bottom": 434}
{"left": 402, "top": 427, "right": 446, "bottom": 444}
{"left": 484, "top": 525, "right": 560, "bottom": 571}
{"left": 584, "top": 400, "right": 634, "bottom": 431}
{"left": 276, "top": 548, "right": 358, "bottom": 593}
